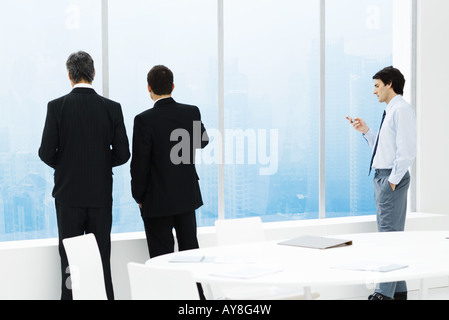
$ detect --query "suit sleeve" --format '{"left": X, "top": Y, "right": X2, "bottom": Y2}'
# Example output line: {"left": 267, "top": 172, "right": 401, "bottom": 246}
{"left": 196, "top": 107, "right": 209, "bottom": 149}
{"left": 130, "top": 116, "right": 151, "bottom": 204}
{"left": 111, "top": 103, "right": 131, "bottom": 167}
{"left": 38, "top": 102, "right": 59, "bottom": 169}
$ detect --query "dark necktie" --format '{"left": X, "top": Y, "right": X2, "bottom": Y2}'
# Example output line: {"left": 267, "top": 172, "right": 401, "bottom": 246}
{"left": 369, "top": 111, "right": 387, "bottom": 176}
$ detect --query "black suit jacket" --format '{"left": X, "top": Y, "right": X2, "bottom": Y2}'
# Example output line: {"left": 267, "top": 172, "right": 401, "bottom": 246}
{"left": 131, "top": 97, "right": 209, "bottom": 218}
{"left": 39, "top": 88, "right": 130, "bottom": 207}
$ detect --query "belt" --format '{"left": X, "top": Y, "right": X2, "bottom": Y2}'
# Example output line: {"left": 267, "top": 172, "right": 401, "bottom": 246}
{"left": 375, "top": 169, "right": 392, "bottom": 175}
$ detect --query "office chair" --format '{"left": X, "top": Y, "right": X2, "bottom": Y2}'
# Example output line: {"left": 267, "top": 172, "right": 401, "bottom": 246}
{"left": 215, "top": 217, "right": 265, "bottom": 246}
{"left": 62, "top": 234, "right": 108, "bottom": 300}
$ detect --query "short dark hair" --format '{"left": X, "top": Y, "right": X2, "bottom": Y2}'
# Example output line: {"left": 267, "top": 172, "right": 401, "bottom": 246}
{"left": 147, "top": 65, "right": 174, "bottom": 95}
{"left": 66, "top": 51, "right": 95, "bottom": 84}
{"left": 372, "top": 66, "right": 405, "bottom": 95}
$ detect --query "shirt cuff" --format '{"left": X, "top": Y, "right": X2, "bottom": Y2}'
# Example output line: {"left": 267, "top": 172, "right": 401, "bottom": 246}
{"left": 388, "top": 174, "right": 404, "bottom": 186}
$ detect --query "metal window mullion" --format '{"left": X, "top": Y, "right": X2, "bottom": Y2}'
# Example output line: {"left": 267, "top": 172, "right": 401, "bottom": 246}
{"left": 217, "top": 0, "right": 225, "bottom": 221}
{"left": 101, "top": 0, "right": 110, "bottom": 98}
{"left": 319, "top": 0, "right": 326, "bottom": 219}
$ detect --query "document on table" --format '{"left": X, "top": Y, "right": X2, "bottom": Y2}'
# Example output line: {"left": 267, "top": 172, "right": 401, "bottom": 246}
{"left": 210, "top": 267, "right": 283, "bottom": 279}
{"left": 169, "top": 256, "right": 255, "bottom": 264}
{"left": 169, "top": 256, "right": 206, "bottom": 263}
{"left": 332, "top": 261, "right": 408, "bottom": 273}
{"left": 279, "top": 235, "right": 353, "bottom": 249}
{"left": 213, "top": 256, "right": 256, "bottom": 264}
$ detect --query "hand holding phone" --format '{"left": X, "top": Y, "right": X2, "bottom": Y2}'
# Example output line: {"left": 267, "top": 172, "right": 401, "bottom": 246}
{"left": 346, "top": 116, "right": 369, "bottom": 134}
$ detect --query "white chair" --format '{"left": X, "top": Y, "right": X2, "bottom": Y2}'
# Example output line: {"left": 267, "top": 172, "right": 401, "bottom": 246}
{"left": 62, "top": 234, "right": 108, "bottom": 300}
{"left": 213, "top": 217, "right": 320, "bottom": 300}
{"left": 127, "top": 262, "right": 200, "bottom": 300}
{"left": 215, "top": 217, "right": 265, "bottom": 245}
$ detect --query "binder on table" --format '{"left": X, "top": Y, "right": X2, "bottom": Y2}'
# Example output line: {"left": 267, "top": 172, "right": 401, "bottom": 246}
{"left": 278, "top": 235, "right": 353, "bottom": 250}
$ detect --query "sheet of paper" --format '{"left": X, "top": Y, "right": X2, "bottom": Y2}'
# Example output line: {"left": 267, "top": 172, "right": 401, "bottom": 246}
{"left": 332, "top": 261, "right": 408, "bottom": 273}
{"left": 213, "top": 256, "right": 256, "bottom": 264}
{"left": 169, "top": 256, "right": 205, "bottom": 263}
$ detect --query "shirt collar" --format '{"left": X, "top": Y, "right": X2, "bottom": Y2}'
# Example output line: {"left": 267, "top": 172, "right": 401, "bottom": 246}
{"left": 73, "top": 83, "right": 94, "bottom": 89}
{"left": 386, "top": 95, "right": 403, "bottom": 113}
{"left": 154, "top": 96, "right": 172, "bottom": 105}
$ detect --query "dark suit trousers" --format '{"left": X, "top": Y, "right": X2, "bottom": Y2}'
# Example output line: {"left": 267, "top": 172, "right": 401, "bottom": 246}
{"left": 142, "top": 211, "right": 199, "bottom": 259}
{"left": 143, "top": 211, "right": 205, "bottom": 299}
{"left": 55, "top": 201, "right": 114, "bottom": 300}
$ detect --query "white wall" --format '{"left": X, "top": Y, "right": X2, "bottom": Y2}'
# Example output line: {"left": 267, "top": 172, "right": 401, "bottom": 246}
{"left": 393, "top": 0, "right": 412, "bottom": 101}
{"left": 416, "top": 0, "right": 449, "bottom": 214}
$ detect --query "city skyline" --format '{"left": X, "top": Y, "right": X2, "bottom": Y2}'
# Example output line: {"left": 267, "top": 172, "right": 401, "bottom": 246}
{"left": 0, "top": 45, "right": 391, "bottom": 240}
{"left": 0, "top": 0, "right": 396, "bottom": 241}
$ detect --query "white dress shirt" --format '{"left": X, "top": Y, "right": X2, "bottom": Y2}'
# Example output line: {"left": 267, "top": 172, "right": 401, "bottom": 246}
{"left": 74, "top": 83, "right": 94, "bottom": 89}
{"left": 363, "top": 95, "right": 417, "bottom": 185}
{"left": 153, "top": 96, "right": 172, "bottom": 105}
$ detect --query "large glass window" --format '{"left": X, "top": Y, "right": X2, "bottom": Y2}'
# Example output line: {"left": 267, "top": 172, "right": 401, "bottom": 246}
{"left": 0, "top": 1, "right": 413, "bottom": 242}
{"left": 108, "top": 0, "right": 218, "bottom": 229}
{"left": 325, "top": 0, "right": 393, "bottom": 218}
{"left": 223, "top": 0, "right": 320, "bottom": 221}
{"left": 0, "top": 0, "right": 102, "bottom": 241}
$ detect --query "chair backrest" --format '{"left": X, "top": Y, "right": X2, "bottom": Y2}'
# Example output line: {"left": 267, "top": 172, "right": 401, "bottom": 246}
{"left": 127, "top": 262, "right": 200, "bottom": 300}
{"left": 215, "top": 217, "right": 265, "bottom": 246}
{"left": 62, "top": 234, "right": 107, "bottom": 300}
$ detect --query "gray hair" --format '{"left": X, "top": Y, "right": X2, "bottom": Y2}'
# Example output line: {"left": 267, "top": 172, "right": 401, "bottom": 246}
{"left": 66, "top": 51, "right": 95, "bottom": 84}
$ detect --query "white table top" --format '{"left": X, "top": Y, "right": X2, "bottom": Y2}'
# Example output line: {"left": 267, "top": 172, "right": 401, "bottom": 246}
{"left": 146, "top": 231, "right": 449, "bottom": 289}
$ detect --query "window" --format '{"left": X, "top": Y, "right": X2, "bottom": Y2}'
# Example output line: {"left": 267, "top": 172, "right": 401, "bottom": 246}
{"left": 223, "top": 0, "right": 320, "bottom": 221}
{"left": 325, "top": 0, "right": 394, "bottom": 217}
{"left": 0, "top": 0, "right": 414, "bottom": 241}
{"left": 0, "top": 0, "right": 102, "bottom": 241}
{"left": 107, "top": 0, "right": 218, "bottom": 232}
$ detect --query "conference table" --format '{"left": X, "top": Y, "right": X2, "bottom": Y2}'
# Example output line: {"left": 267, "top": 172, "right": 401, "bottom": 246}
{"left": 145, "top": 231, "right": 449, "bottom": 300}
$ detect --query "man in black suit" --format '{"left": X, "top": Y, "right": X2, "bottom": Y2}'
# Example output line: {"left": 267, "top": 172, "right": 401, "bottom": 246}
{"left": 131, "top": 65, "right": 209, "bottom": 259}
{"left": 39, "top": 51, "right": 130, "bottom": 300}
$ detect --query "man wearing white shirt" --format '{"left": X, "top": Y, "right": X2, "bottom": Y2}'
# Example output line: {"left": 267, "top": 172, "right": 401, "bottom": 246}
{"left": 347, "top": 66, "right": 417, "bottom": 300}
